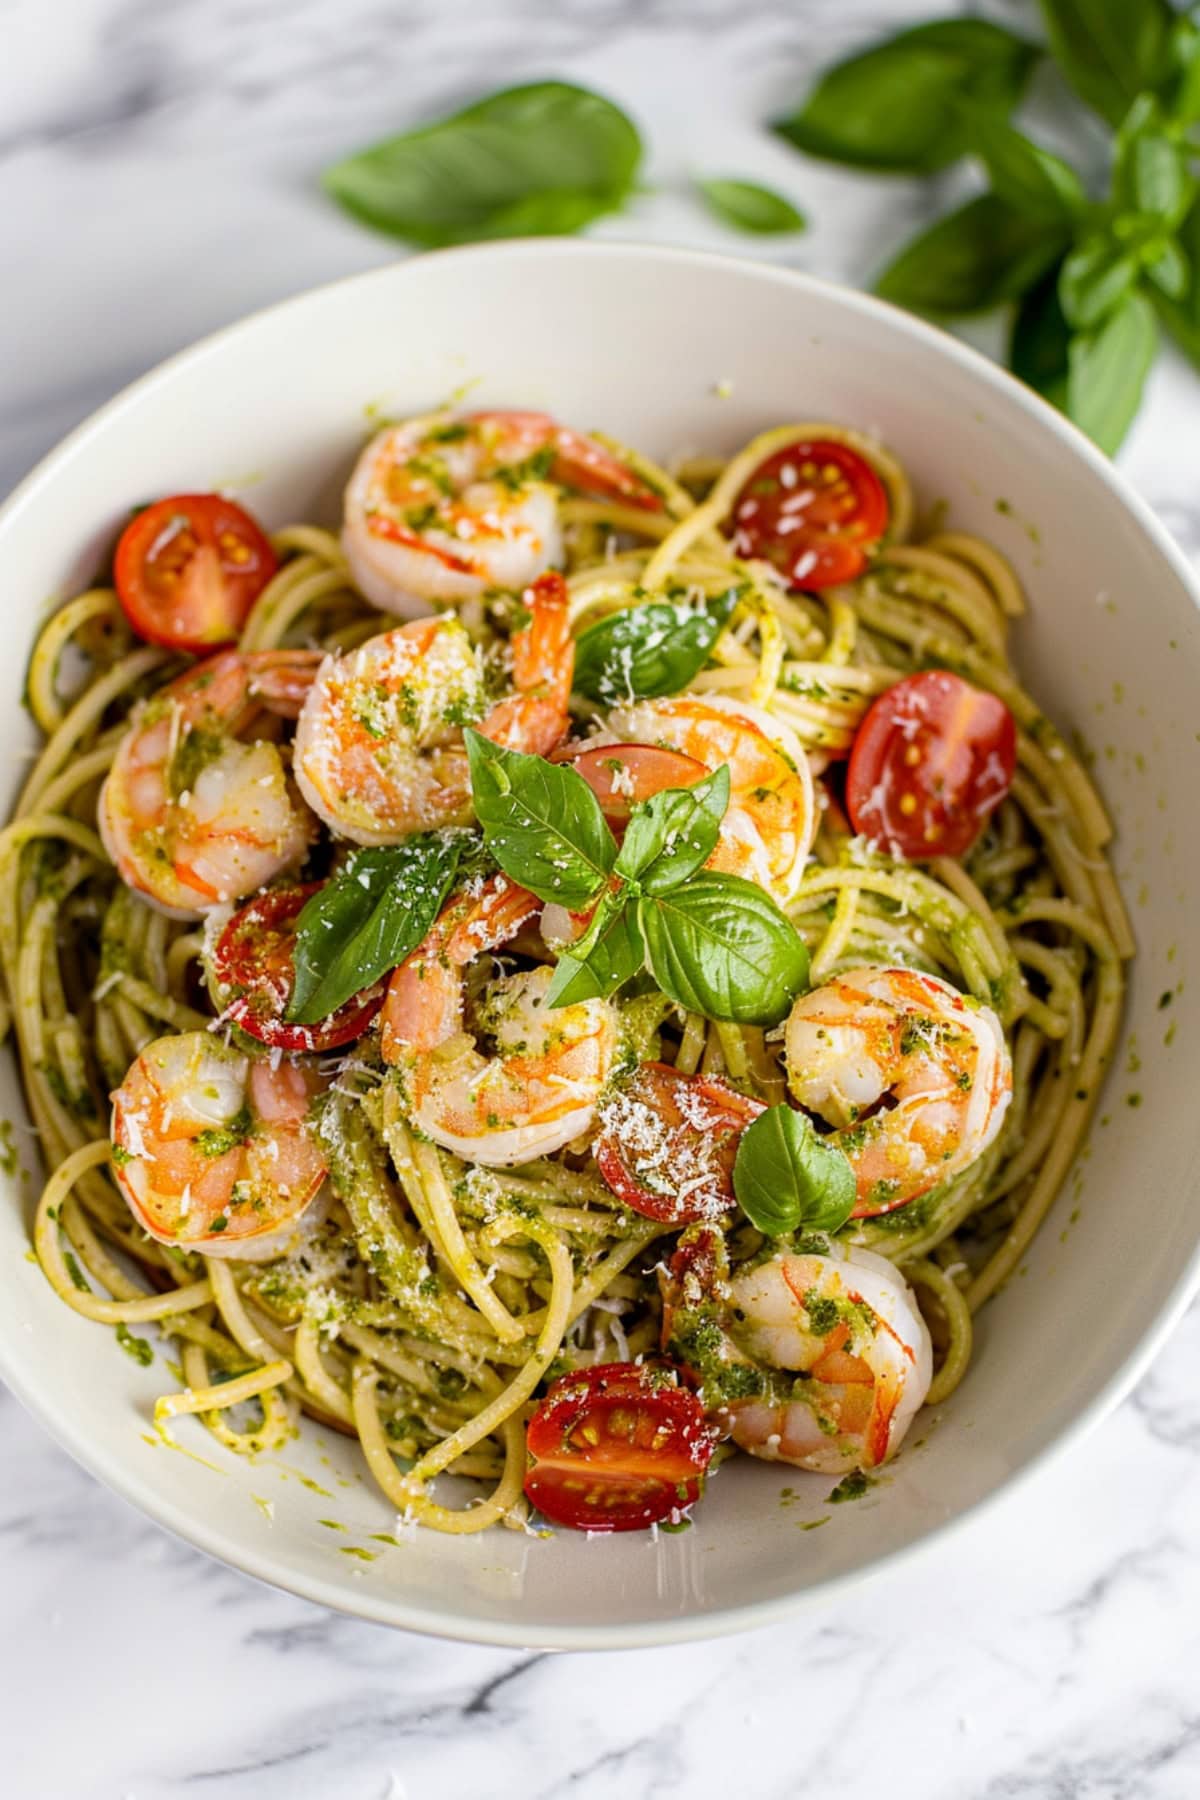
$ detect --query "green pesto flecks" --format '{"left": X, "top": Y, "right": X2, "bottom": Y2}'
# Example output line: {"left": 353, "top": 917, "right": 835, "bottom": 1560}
{"left": 115, "top": 1322, "right": 153, "bottom": 1366}
{"left": 828, "top": 1469, "right": 874, "bottom": 1504}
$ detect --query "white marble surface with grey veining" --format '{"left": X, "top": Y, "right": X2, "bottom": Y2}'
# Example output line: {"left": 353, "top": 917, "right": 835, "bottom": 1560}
{"left": 3, "top": 1, "right": 1200, "bottom": 1794}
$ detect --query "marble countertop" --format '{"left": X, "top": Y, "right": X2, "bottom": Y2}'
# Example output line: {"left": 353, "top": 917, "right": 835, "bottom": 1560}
{"left": 4, "top": 1, "right": 1200, "bottom": 1793}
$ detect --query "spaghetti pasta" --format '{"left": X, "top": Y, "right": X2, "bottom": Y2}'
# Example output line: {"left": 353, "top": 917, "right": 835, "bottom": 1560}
{"left": 11, "top": 415, "right": 1128, "bottom": 1536}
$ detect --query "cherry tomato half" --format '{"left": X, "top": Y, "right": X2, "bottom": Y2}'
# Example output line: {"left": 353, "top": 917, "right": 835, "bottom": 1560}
{"left": 212, "top": 885, "right": 384, "bottom": 1053}
{"left": 114, "top": 493, "right": 278, "bottom": 651}
{"left": 594, "top": 1062, "right": 765, "bottom": 1225}
{"left": 556, "top": 743, "right": 709, "bottom": 824}
{"left": 846, "top": 670, "right": 1017, "bottom": 860}
{"left": 729, "top": 440, "right": 888, "bottom": 590}
{"left": 524, "top": 1362, "right": 717, "bottom": 1533}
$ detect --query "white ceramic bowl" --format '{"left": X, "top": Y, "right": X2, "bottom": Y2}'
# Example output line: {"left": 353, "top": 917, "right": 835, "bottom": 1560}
{"left": 1, "top": 243, "right": 1198, "bottom": 1648}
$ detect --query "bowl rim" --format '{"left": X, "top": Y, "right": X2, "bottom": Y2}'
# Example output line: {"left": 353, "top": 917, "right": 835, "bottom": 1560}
{"left": 2, "top": 236, "right": 1199, "bottom": 1650}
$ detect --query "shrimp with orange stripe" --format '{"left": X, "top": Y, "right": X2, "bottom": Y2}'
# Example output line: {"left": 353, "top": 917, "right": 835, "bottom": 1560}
{"left": 784, "top": 965, "right": 1012, "bottom": 1216}
{"left": 293, "top": 572, "right": 573, "bottom": 846}
{"left": 662, "top": 1230, "right": 931, "bottom": 1474}
{"left": 110, "top": 1031, "right": 329, "bottom": 1261}
{"left": 380, "top": 873, "right": 619, "bottom": 1166}
{"left": 99, "top": 648, "right": 321, "bottom": 919}
{"left": 343, "top": 409, "right": 663, "bottom": 617}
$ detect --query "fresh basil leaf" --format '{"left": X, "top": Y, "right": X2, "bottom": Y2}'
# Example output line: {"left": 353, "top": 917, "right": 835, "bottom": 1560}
{"left": 1059, "top": 238, "right": 1140, "bottom": 330}
{"left": 287, "top": 835, "right": 464, "bottom": 1024}
{"left": 573, "top": 589, "right": 738, "bottom": 706}
{"left": 1166, "top": 10, "right": 1200, "bottom": 124}
{"left": 696, "top": 178, "right": 806, "bottom": 235}
{"left": 733, "top": 1105, "right": 856, "bottom": 1237}
{"left": 637, "top": 873, "right": 809, "bottom": 1027}
{"left": 544, "top": 899, "right": 643, "bottom": 1008}
{"left": 1067, "top": 291, "right": 1158, "bottom": 454}
{"left": 323, "top": 81, "right": 641, "bottom": 248}
{"left": 1148, "top": 196, "right": 1200, "bottom": 362}
{"left": 1145, "top": 236, "right": 1190, "bottom": 299}
{"left": 875, "top": 195, "right": 1069, "bottom": 317}
{"left": 1038, "top": 0, "right": 1175, "bottom": 127}
{"left": 967, "top": 117, "right": 1086, "bottom": 222}
{"left": 464, "top": 729, "right": 615, "bottom": 910}
{"left": 614, "top": 767, "right": 730, "bottom": 896}
{"left": 1010, "top": 260, "right": 1072, "bottom": 410}
{"left": 773, "top": 20, "right": 1038, "bottom": 174}
{"left": 1113, "top": 96, "right": 1194, "bottom": 228}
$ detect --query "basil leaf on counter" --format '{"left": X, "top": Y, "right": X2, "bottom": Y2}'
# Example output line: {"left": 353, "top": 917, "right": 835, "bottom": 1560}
{"left": 1144, "top": 236, "right": 1190, "bottom": 301}
{"left": 572, "top": 589, "right": 739, "bottom": 706}
{"left": 1166, "top": 11, "right": 1200, "bottom": 126}
{"left": 614, "top": 767, "right": 730, "bottom": 896}
{"left": 733, "top": 1105, "right": 856, "bottom": 1237}
{"left": 1038, "top": 0, "right": 1175, "bottom": 128}
{"left": 967, "top": 117, "right": 1086, "bottom": 222}
{"left": 773, "top": 20, "right": 1038, "bottom": 174}
{"left": 464, "top": 728, "right": 616, "bottom": 910}
{"left": 1059, "top": 238, "right": 1140, "bottom": 330}
{"left": 1113, "top": 97, "right": 1194, "bottom": 227}
{"left": 696, "top": 178, "right": 806, "bottom": 235}
{"left": 287, "top": 834, "right": 464, "bottom": 1024}
{"left": 1067, "top": 291, "right": 1158, "bottom": 454}
{"left": 1010, "top": 261, "right": 1072, "bottom": 410}
{"left": 874, "top": 194, "right": 1069, "bottom": 317}
{"left": 544, "top": 900, "right": 644, "bottom": 1008}
{"left": 1147, "top": 197, "right": 1200, "bottom": 364}
{"left": 323, "top": 81, "right": 641, "bottom": 247}
{"left": 637, "top": 873, "right": 810, "bottom": 1027}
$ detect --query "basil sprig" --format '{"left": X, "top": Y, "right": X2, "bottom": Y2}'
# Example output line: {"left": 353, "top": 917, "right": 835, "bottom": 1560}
{"left": 613, "top": 767, "right": 729, "bottom": 895}
{"left": 696, "top": 178, "right": 806, "bottom": 235}
{"left": 323, "top": 82, "right": 642, "bottom": 248}
{"left": 465, "top": 732, "right": 615, "bottom": 909}
{"left": 1039, "top": 0, "right": 1176, "bottom": 129}
{"left": 286, "top": 835, "right": 464, "bottom": 1024}
{"left": 572, "top": 589, "right": 738, "bottom": 708}
{"left": 772, "top": 20, "right": 1039, "bottom": 175}
{"left": 733, "top": 1106, "right": 856, "bottom": 1238}
{"left": 775, "top": 5, "right": 1200, "bottom": 454}
{"left": 637, "top": 875, "right": 809, "bottom": 1027}
{"left": 464, "top": 730, "right": 809, "bottom": 1025}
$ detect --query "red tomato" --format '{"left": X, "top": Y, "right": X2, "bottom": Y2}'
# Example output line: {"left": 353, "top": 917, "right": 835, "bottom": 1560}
{"left": 524, "top": 1362, "right": 717, "bottom": 1532}
{"left": 594, "top": 1062, "right": 765, "bottom": 1225}
{"left": 557, "top": 743, "right": 709, "bottom": 823}
{"left": 846, "top": 670, "right": 1017, "bottom": 860}
{"left": 114, "top": 494, "right": 278, "bottom": 651}
{"left": 212, "top": 885, "right": 384, "bottom": 1053}
{"left": 729, "top": 440, "right": 888, "bottom": 589}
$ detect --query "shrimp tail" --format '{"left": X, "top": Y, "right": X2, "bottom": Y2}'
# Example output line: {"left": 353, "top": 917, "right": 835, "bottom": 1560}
{"left": 244, "top": 649, "right": 324, "bottom": 718}
{"left": 480, "top": 572, "right": 573, "bottom": 757}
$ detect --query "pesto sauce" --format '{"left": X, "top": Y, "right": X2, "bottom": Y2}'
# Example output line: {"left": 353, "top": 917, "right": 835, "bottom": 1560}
{"left": 115, "top": 1322, "right": 154, "bottom": 1367}
{"left": 828, "top": 1469, "right": 874, "bottom": 1504}
{"left": 167, "top": 726, "right": 226, "bottom": 800}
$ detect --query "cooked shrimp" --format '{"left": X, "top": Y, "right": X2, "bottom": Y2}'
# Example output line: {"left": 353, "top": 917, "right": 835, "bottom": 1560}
{"left": 343, "top": 409, "right": 662, "bottom": 616}
{"left": 785, "top": 965, "right": 1012, "bottom": 1216}
{"left": 110, "top": 1031, "right": 329, "bottom": 1261}
{"left": 99, "top": 650, "right": 320, "bottom": 919}
{"left": 599, "top": 695, "right": 816, "bottom": 904}
{"left": 381, "top": 875, "right": 618, "bottom": 1166}
{"left": 722, "top": 1245, "right": 932, "bottom": 1473}
{"left": 293, "top": 572, "right": 573, "bottom": 845}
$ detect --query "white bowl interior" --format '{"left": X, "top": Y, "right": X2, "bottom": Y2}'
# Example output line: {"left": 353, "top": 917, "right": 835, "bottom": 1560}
{"left": 1, "top": 244, "right": 1198, "bottom": 1647}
